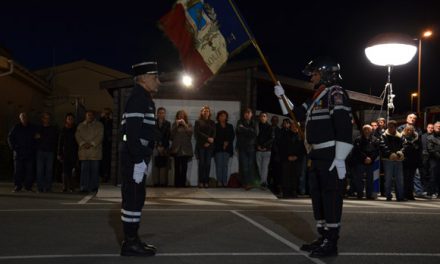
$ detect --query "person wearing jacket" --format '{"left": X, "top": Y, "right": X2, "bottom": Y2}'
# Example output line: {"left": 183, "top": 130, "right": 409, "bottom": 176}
{"left": 214, "top": 110, "right": 235, "bottom": 187}
{"left": 75, "top": 110, "right": 103, "bottom": 193}
{"left": 8, "top": 112, "right": 37, "bottom": 192}
{"left": 236, "top": 108, "right": 258, "bottom": 190}
{"left": 427, "top": 121, "right": 440, "bottom": 198}
{"left": 256, "top": 112, "right": 274, "bottom": 188}
{"left": 194, "top": 106, "right": 216, "bottom": 188}
{"left": 278, "top": 118, "right": 305, "bottom": 198}
{"left": 170, "top": 110, "right": 194, "bottom": 187}
{"left": 57, "top": 113, "right": 78, "bottom": 192}
{"left": 379, "top": 120, "right": 405, "bottom": 201}
{"left": 402, "top": 125, "right": 422, "bottom": 200}
{"left": 352, "top": 125, "right": 380, "bottom": 199}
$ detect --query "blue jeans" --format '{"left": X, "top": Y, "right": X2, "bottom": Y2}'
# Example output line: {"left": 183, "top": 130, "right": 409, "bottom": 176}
{"left": 354, "top": 163, "right": 374, "bottom": 198}
{"left": 383, "top": 160, "right": 404, "bottom": 200}
{"left": 238, "top": 149, "right": 256, "bottom": 185}
{"left": 36, "top": 151, "right": 54, "bottom": 192}
{"left": 215, "top": 152, "right": 230, "bottom": 185}
{"left": 197, "top": 148, "right": 213, "bottom": 184}
{"left": 413, "top": 169, "right": 425, "bottom": 195}
{"left": 80, "top": 160, "right": 100, "bottom": 192}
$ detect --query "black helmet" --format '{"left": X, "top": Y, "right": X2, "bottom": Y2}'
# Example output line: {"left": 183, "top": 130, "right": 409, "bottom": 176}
{"left": 302, "top": 57, "right": 342, "bottom": 86}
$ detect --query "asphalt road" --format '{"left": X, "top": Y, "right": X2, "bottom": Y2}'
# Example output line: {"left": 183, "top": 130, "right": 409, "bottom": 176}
{"left": 1, "top": 183, "right": 440, "bottom": 264}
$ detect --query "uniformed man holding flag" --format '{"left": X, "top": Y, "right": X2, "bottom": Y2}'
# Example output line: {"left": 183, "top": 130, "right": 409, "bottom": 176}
{"left": 274, "top": 57, "right": 353, "bottom": 258}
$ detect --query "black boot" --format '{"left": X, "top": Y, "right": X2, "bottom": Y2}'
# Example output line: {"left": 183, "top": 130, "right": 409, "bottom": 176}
{"left": 300, "top": 227, "right": 326, "bottom": 252}
{"left": 120, "top": 236, "right": 156, "bottom": 257}
{"left": 309, "top": 228, "right": 338, "bottom": 258}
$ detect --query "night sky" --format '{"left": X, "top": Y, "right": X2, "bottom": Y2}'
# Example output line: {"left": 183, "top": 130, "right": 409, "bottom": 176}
{"left": 1, "top": 0, "right": 439, "bottom": 113}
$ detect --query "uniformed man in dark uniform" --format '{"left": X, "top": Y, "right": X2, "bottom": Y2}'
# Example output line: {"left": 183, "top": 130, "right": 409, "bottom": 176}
{"left": 119, "top": 61, "right": 160, "bottom": 257}
{"left": 274, "top": 57, "right": 353, "bottom": 258}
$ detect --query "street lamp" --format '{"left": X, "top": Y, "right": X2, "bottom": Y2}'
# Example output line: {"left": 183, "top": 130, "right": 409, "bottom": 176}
{"left": 417, "top": 30, "right": 433, "bottom": 114}
{"left": 365, "top": 33, "right": 417, "bottom": 122}
{"left": 411, "top": 92, "right": 418, "bottom": 112}
{"left": 181, "top": 73, "right": 193, "bottom": 88}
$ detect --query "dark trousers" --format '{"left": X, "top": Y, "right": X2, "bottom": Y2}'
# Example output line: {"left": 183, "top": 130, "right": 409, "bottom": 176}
{"left": 174, "top": 156, "right": 189, "bottom": 187}
{"left": 62, "top": 158, "right": 77, "bottom": 191}
{"left": 309, "top": 159, "right": 344, "bottom": 225}
{"left": 36, "top": 151, "right": 54, "bottom": 192}
{"left": 197, "top": 147, "right": 213, "bottom": 184}
{"left": 101, "top": 142, "right": 112, "bottom": 182}
{"left": 428, "top": 158, "right": 440, "bottom": 195}
{"left": 403, "top": 163, "right": 417, "bottom": 199}
{"left": 120, "top": 153, "right": 147, "bottom": 239}
{"left": 14, "top": 158, "right": 34, "bottom": 190}
{"left": 281, "top": 161, "right": 298, "bottom": 197}
{"left": 238, "top": 149, "right": 257, "bottom": 185}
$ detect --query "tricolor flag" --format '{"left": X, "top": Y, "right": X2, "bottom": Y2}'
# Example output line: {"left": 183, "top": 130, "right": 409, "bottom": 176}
{"left": 159, "top": 0, "right": 251, "bottom": 86}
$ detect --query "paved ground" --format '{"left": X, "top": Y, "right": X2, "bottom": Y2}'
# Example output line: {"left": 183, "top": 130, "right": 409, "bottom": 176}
{"left": 1, "top": 182, "right": 440, "bottom": 264}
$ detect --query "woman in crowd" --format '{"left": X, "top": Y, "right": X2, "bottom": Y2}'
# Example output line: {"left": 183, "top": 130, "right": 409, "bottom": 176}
{"left": 214, "top": 110, "right": 235, "bottom": 187}
{"left": 194, "top": 106, "right": 216, "bottom": 188}
{"left": 170, "top": 110, "right": 193, "bottom": 187}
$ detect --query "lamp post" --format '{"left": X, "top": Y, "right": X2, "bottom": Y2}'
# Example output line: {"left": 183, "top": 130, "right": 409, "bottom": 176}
{"left": 365, "top": 33, "right": 417, "bottom": 123}
{"left": 411, "top": 92, "right": 418, "bottom": 112}
{"left": 417, "top": 30, "right": 433, "bottom": 114}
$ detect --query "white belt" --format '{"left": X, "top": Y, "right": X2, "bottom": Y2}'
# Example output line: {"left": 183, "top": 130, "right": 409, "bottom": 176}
{"left": 122, "top": 135, "right": 149, "bottom": 147}
{"left": 312, "top": 140, "right": 335, "bottom": 150}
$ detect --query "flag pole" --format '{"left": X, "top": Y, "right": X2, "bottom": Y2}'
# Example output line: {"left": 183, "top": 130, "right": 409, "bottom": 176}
{"left": 228, "top": 0, "right": 304, "bottom": 139}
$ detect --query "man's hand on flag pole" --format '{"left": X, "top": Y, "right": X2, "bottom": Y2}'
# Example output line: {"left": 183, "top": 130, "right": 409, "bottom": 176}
{"left": 274, "top": 82, "right": 285, "bottom": 98}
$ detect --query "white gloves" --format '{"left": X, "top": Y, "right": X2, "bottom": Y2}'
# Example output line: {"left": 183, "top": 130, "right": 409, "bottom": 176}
{"left": 274, "top": 82, "right": 285, "bottom": 97}
{"left": 274, "top": 82, "right": 294, "bottom": 114}
{"left": 329, "top": 159, "right": 346, "bottom": 180}
{"left": 133, "top": 161, "right": 147, "bottom": 184}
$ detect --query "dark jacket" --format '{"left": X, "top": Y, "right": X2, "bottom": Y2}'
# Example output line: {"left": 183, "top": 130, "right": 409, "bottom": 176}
{"left": 256, "top": 122, "right": 274, "bottom": 151}
{"left": 427, "top": 133, "right": 440, "bottom": 160}
{"left": 380, "top": 129, "right": 404, "bottom": 160}
{"left": 352, "top": 135, "right": 380, "bottom": 164}
{"left": 58, "top": 125, "right": 78, "bottom": 163}
{"left": 236, "top": 119, "right": 257, "bottom": 152}
{"left": 36, "top": 125, "right": 58, "bottom": 152}
{"left": 194, "top": 119, "right": 216, "bottom": 152}
{"left": 214, "top": 122, "right": 235, "bottom": 156}
{"left": 155, "top": 119, "right": 171, "bottom": 149}
{"left": 402, "top": 132, "right": 422, "bottom": 167}
{"left": 7, "top": 123, "right": 36, "bottom": 160}
{"left": 278, "top": 128, "right": 304, "bottom": 162}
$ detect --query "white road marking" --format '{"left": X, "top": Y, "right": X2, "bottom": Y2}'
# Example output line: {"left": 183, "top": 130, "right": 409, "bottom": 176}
{"left": 1, "top": 251, "right": 439, "bottom": 260}
{"left": 77, "top": 194, "right": 94, "bottom": 204}
{"left": 231, "top": 210, "right": 326, "bottom": 264}
{"left": 163, "top": 199, "right": 227, "bottom": 206}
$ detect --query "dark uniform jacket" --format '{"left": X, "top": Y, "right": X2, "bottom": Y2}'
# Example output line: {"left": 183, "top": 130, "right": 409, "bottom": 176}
{"left": 292, "top": 85, "right": 353, "bottom": 160}
{"left": 352, "top": 135, "right": 380, "bottom": 164}
{"left": 120, "top": 84, "right": 156, "bottom": 164}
